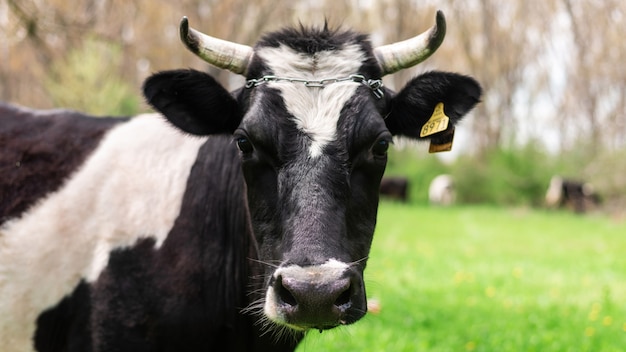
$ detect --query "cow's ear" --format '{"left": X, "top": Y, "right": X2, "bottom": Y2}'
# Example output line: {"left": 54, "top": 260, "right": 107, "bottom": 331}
{"left": 385, "top": 71, "right": 481, "bottom": 139}
{"left": 143, "top": 69, "right": 241, "bottom": 135}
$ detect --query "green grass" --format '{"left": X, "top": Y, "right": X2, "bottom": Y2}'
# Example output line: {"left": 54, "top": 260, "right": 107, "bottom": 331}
{"left": 296, "top": 203, "right": 626, "bottom": 352}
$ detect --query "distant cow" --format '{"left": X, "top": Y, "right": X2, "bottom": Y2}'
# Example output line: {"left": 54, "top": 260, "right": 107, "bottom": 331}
{"left": 379, "top": 177, "right": 409, "bottom": 202}
{"left": 429, "top": 174, "right": 456, "bottom": 206}
{"left": 0, "top": 11, "right": 481, "bottom": 351}
{"left": 545, "top": 176, "right": 600, "bottom": 213}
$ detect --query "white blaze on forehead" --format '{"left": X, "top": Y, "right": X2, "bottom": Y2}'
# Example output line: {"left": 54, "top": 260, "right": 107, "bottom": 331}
{"left": 256, "top": 44, "right": 366, "bottom": 157}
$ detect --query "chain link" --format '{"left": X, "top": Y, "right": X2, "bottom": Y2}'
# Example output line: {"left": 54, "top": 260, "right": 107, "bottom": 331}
{"left": 245, "top": 74, "right": 384, "bottom": 99}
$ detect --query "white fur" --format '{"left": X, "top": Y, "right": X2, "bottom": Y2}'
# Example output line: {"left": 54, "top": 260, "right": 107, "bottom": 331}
{"left": 0, "top": 114, "right": 206, "bottom": 351}
{"left": 256, "top": 44, "right": 365, "bottom": 157}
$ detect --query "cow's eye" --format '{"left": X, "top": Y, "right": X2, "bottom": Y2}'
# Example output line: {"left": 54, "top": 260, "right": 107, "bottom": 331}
{"left": 372, "top": 138, "right": 390, "bottom": 157}
{"left": 236, "top": 136, "right": 253, "bottom": 154}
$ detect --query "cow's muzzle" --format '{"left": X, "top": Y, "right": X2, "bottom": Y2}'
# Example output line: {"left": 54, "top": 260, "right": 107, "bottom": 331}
{"left": 264, "top": 260, "right": 366, "bottom": 331}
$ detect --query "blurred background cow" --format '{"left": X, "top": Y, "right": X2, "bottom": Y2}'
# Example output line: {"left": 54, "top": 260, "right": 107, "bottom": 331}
{"left": 545, "top": 176, "right": 600, "bottom": 213}
{"left": 379, "top": 177, "right": 410, "bottom": 202}
{"left": 429, "top": 174, "right": 456, "bottom": 206}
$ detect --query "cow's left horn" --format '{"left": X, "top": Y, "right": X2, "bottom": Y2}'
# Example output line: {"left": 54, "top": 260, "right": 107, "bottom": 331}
{"left": 179, "top": 17, "right": 253, "bottom": 75}
{"left": 374, "top": 10, "right": 446, "bottom": 76}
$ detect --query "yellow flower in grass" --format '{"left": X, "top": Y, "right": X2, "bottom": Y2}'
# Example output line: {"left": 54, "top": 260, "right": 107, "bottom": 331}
{"left": 453, "top": 271, "right": 475, "bottom": 285}
{"left": 549, "top": 287, "right": 560, "bottom": 299}
{"left": 453, "top": 271, "right": 464, "bottom": 284}
{"left": 588, "top": 303, "right": 601, "bottom": 321}
{"left": 585, "top": 327, "right": 595, "bottom": 337}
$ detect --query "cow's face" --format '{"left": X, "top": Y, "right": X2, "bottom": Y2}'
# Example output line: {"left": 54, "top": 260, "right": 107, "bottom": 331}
{"left": 234, "top": 40, "right": 389, "bottom": 332}
{"left": 143, "top": 13, "right": 481, "bottom": 335}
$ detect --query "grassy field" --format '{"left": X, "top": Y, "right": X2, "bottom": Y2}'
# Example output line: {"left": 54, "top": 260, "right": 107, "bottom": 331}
{"left": 296, "top": 203, "right": 626, "bottom": 352}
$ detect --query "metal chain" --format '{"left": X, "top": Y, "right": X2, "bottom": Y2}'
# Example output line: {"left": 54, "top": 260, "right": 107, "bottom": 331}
{"left": 245, "top": 74, "right": 384, "bottom": 99}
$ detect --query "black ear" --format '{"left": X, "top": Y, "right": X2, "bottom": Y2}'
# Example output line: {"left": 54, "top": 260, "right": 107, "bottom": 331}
{"left": 385, "top": 71, "right": 481, "bottom": 139}
{"left": 143, "top": 69, "right": 241, "bottom": 135}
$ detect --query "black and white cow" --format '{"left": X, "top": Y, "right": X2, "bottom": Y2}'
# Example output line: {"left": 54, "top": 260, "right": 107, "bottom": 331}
{"left": 429, "top": 174, "right": 456, "bottom": 206}
{"left": 545, "top": 176, "right": 600, "bottom": 213}
{"left": 0, "top": 11, "right": 481, "bottom": 351}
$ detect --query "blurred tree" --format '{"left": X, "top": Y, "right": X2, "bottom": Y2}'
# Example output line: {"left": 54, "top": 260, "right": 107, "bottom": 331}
{"left": 1, "top": 0, "right": 624, "bottom": 154}
{"left": 44, "top": 37, "right": 139, "bottom": 115}
{"left": 1, "top": 0, "right": 624, "bottom": 208}
{"left": 559, "top": 0, "right": 626, "bottom": 154}
{"left": 439, "top": 0, "right": 560, "bottom": 154}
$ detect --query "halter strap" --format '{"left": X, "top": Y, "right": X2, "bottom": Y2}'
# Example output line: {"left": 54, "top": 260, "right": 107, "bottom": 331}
{"left": 245, "top": 74, "right": 384, "bottom": 99}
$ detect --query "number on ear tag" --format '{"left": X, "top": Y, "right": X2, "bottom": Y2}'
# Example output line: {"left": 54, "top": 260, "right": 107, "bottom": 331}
{"left": 420, "top": 102, "right": 449, "bottom": 138}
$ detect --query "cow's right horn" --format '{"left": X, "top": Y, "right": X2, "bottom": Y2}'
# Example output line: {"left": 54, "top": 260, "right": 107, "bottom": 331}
{"left": 179, "top": 17, "right": 253, "bottom": 75}
{"left": 374, "top": 10, "right": 447, "bottom": 76}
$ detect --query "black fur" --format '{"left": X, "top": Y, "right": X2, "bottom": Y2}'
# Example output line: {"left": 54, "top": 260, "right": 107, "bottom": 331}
{"left": 385, "top": 71, "right": 482, "bottom": 138}
{"left": 35, "top": 282, "right": 92, "bottom": 352}
{"left": 257, "top": 25, "right": 368, "bottom": 54}
{"left": 143, "top": 70, "right": 242, "bottom": 135}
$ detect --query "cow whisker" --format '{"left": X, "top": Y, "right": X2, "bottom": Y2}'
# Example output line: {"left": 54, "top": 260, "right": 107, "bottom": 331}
{"left": 347, "top": 256, "right": 369, "bottom": 267}
{"left": 241, "top": 297, "right": 302, "bottom": 344}
{"left": 241, "top": 297, "right": 266, "bottom": 315}
{"left": 255, "top": 316, "right": 302, "bottom": 344}
{"left": 247, "top": 257, "right": 280, "bottom": 268}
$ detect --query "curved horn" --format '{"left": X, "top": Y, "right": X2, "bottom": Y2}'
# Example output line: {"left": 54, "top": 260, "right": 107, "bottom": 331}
{"left": 374, "top": 10, "right": 447, "bottom": 76}
{"left": 179, "top": 17, "right": 253, "bottom": 75}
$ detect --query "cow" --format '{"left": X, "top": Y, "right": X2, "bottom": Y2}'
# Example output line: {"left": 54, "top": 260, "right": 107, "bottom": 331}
{"left": 428, "top": 174, "right": 456, "bottom": 206}
{"left": 0, "top": 11, "right": 481, "bottom": 351}
{"left": 545, "top": 176, "right": 600, "bottom": 213}
{"left": 379, "top": 177, "right": 409, "bottom": 202}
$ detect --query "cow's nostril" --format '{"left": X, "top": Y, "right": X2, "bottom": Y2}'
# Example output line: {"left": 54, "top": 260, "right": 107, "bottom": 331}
{"left": 334, "top": 285, "right": 352, "bottom": 307}
{"left": 275, "top": 275, "right": 298, "bottom": 307}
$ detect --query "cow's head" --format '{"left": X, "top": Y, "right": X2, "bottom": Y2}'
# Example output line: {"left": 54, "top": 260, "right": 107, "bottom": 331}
{"left": 143, "top": 11, "right": 480, "bottom": 335}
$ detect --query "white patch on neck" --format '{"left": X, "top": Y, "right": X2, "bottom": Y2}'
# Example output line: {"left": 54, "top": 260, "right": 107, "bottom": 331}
{"left": 256, "top": 44, "right": 365, "bottom": 157}
{"left": 0, "top": 114, "right": 206, "bottom": 349}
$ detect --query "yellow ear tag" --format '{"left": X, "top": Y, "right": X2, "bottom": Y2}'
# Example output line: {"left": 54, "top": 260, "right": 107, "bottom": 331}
{"left": 429, "top": 127, "right": 455, "bottom": 153}
{"left": 420, "top": 102, "right": 449, "bottom": 138}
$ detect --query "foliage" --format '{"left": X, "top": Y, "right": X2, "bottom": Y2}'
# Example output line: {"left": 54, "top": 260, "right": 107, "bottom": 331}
{"left": 386, "top": 140, "right": 626, "bottom": 210}
{"left": 44, "top": 38, "right": 140, "bottom": 116}
{"left": 385, "top": 142, "right": 557, "bottom": 206}
{"left": 297, "top": 203, "right": 626, "bottom": 351}
{"left": 4, "top": 0, "right": 626, "bottom": 154}
{"left": 385, "top": 143, "right": 450, "bottom": 204}
{"left": 450, "top": 144, "right": 558, "bottom": 206}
